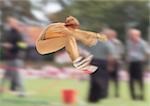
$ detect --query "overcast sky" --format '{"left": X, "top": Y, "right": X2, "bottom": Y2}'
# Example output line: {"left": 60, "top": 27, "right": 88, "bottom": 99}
{"left": 30, "top": 0, "right": 62, "bottom": 22}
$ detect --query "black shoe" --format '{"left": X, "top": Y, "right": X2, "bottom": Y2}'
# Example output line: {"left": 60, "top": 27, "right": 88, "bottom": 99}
{"left": 138, "top": 95, "right": 145, "bottom": 101}
{"left": 115, "top": 94, "right": 119, "bottom": 98}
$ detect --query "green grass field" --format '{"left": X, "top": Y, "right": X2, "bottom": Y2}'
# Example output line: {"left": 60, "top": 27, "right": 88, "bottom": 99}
{"left": 0, "top": 79, "right": 149, "bottom": 106}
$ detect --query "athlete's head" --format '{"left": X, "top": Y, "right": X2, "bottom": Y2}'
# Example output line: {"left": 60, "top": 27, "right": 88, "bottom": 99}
{"left": 65, "top": 16, "right": 80, "bottom": 29}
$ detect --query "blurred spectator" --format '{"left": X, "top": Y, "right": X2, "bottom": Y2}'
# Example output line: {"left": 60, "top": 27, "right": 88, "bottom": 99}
{"left": 81, "top": 30, "right": 114, "bottom": 103}
{"left": 105, "top": 28, "right": 124, "bottom": 97}
{"left": 126, "top": 28, "right": 149, "bottom": 100}
{"left": 0, "top": 17, "right": 27, "bottom": 96}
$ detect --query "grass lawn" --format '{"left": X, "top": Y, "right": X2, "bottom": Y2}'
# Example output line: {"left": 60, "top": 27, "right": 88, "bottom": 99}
{"left": 0, "top": 79, "right": 149, "bottom": 106}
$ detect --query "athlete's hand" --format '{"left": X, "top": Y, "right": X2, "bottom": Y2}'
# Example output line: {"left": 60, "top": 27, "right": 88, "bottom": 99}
{"left": 96, "top": 33, "right": 108, "bottom": 42}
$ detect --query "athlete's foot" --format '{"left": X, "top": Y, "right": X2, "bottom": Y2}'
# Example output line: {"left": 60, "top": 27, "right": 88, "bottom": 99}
{"left": 73, "top": 55, "right": 97, "bottom": 74}
{"left": 82, "top": 65, "right": 98, "bottom": 74}
{"left": 73, "top": 55, "right": 93, "bottom": 69}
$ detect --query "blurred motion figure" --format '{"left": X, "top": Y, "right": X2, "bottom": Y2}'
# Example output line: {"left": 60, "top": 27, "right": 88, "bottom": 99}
{"left": 82, "top": 30, "right": 114, "bottom": 103}
{"left": 0, "top": 17, "right": 27, "bottom": 96}
{"left": 126, "top": 28, "right": 149, "bottom": 100}
{"left": 105, "top": 28, "right": 124, "bottom": 97}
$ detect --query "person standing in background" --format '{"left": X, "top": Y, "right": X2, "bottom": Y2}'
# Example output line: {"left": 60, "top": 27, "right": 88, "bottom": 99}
{"left": 80, "top": 30, "right": 114, "bottom": 103}
{"left": 105, "top": 29, "right": 124, "bottom": 97}
{"left": 126, "top": 28, "right": 149, "bottom": 100}
{"left": 0, "top": 17, "right": 27, "bottom": 97}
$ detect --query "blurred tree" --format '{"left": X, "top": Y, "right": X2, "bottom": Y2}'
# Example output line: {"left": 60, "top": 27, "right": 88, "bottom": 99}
{"left": 1, "top": 0, "right": 34, "bottom": 21}
{"left": 1, "top": 0, "right": 35, "bottom": 41}
{"left": 0, "top": 0, "right": 48, "bottom": 61}
{"left": 50, "top": 0, "right": 149, "bottom": 41}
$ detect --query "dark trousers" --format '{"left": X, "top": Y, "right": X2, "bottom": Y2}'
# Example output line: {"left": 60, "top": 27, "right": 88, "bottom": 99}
{"left": 109, "top": 61, "right": 119, "bottom": 97}
{"left": 2, "top": 59, "right": 25, "bottom": 93}
{"left": 129, "top": 61, "right": 144, "bottom": 100}
{"left": 88, "top": 59, "right": 109, "bottom": 103}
